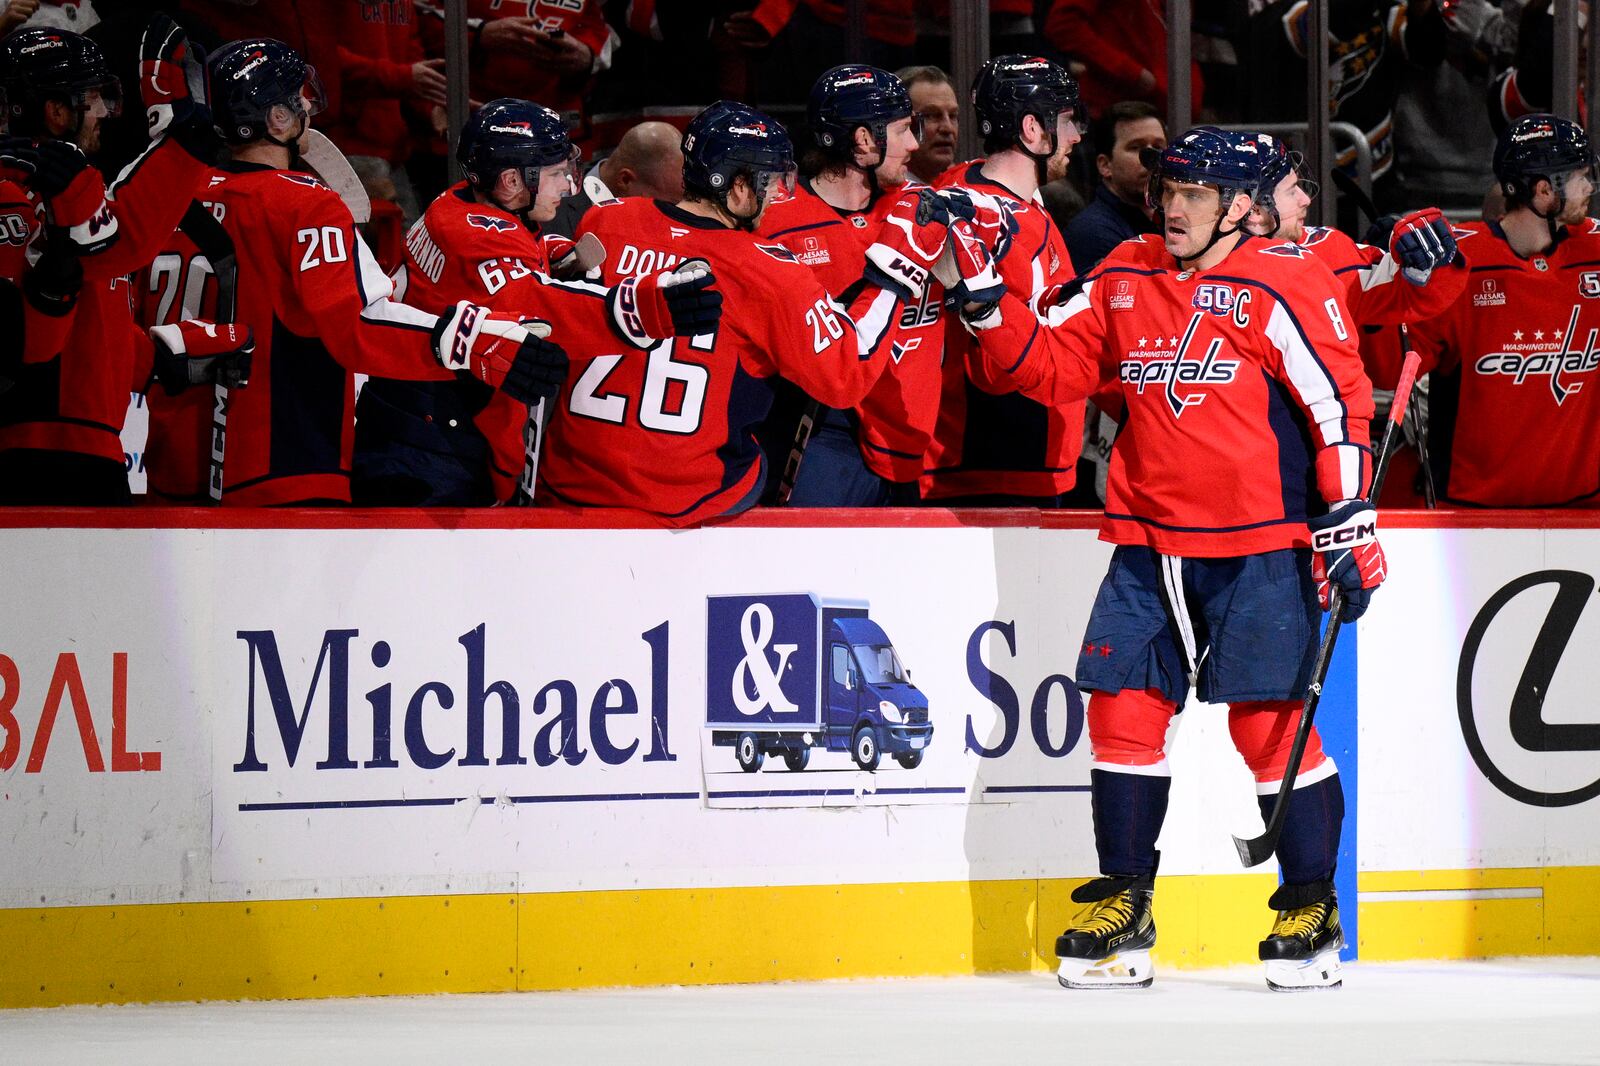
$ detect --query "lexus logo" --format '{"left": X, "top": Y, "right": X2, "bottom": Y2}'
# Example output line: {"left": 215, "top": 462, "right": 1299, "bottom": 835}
{"left": 1457, "top": 570, "right": 1600, "bottom": 807}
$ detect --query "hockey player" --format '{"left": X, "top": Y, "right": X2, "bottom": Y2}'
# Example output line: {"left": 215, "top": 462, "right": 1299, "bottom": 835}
{"left": 1238, "top": 133, "right": 1466, "bottom": 327}
{"left": 353, "top": 99, "right": 721, "bottom": 505}
{"left": 0, "top": 26, "right": 251, "bottom": 504}
{"left": 543, "top": 100, "right": 950, "bottom": 525}
{"left": 756, "top": 63, "right": 942, "bottom": 505}
{"left": 189, "top": 39, "right": 567, "bottom": 506}
{"left": 945, "top": 127, "right": 1381, "bottom": 991}
{"left": 1390, "top": 114, "right": 1600, "bottom": 507}
{"left": 922, "top": 55, "right": 1085, "bottom": 505}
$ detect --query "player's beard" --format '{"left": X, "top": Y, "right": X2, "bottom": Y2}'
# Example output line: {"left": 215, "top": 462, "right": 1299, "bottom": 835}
{"left": 1045, "top": 146, "right": 1071, "bottom": 184}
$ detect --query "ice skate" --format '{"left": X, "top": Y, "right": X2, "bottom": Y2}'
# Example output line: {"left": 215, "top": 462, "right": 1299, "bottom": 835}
{"left": 1259, "top": 882, "right": 1344, "bottom": 991}
{"left": 1054, "top": 875, "right": 1156, "bottom": 989}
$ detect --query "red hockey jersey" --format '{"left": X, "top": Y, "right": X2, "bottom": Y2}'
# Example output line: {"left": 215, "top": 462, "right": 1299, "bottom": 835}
{"left": 135, "top": 173, "right": 228, "bottom": 501}
{"left": 1297, "top": 224, "right": 1467, "bottom": 326}
{"left": 758, "top": 177, "right": 946, "bottom": 483}
{"left": 548, "top": 197, "right": 904, "bottom": 525}
{"left": 205, "top": 161, "right": 456, "bottom": 506}
{"left": 0, "top": 136, "right": 215, "bottom": 464}
{"left": 968, "top": 233, "right": 1374, "bottom": 556}
{"left": 390, "top": 183, "right": 634, "bottom": 501}
{"left": 923, "top": 160, "right": 1084, "bottom": 500}
{"left": 1403, "top": 220, "right": 1600, "bottom": 507}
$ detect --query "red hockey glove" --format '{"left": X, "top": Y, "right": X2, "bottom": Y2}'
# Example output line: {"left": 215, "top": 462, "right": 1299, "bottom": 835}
{"left": 149, "top": 320, "right": 254, "bottom": 395}
{"left": 140, "top": 14, "right": 199, "bottom": 136}
{"left": 944, "top": 217, "right": 1006, "bottom": 308}
{"left": 865, "top": 187, "right": 950, "bottom": 300}
{"left": 433, "top": 302, "right": 569, "bottom": 405}
{"left": 1308, "top": 500, "right": 1387, "bottom": 622}
{"left": 608, "top": 258, "right": 722, "bottom": 348}
{"left": 1389, "top": 207, "right": 1457, "bottom": 286}
{"left": 0, "top": 138, "right": 118, "bottom": 255}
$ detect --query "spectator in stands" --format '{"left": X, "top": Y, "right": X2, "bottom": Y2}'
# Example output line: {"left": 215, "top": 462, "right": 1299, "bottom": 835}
{"left": 0, "top": 0, "right": 40, "bottom": 35}
{"left": 324, "top": 0, "right": 442, "bottom": 227}
{"left": 2, "top": 0, "right": 93, "bottom": 33}
{"left": 1063, "top": 100, "right": 1165, "bottom": 270}
{"left": 896, "top": 64, "right": 959, "bottom": 184}
{"left": 725, "top": 0, "right": 916, "bottom": 104}
{"left": 1243, "top": 0, "right": 1446, "bottom": 215}
{"left": 1044, "top": 0, "right": 1202, "bottom": 121}
{"left": 417, "top": 1, "right": 618, "bottom": 145}
{"left": 547, "top": 120, "right": 685, "bottom": 238}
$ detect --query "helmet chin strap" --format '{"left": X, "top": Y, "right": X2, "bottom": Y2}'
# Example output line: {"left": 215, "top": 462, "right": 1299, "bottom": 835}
{"left": 1175, "top": 198, "right": 1245, "bottom": 269}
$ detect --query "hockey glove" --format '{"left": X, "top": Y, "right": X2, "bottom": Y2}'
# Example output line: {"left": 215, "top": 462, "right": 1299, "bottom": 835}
{"left": 1389, "top": 207, "right": 1457, "bottom": 286}
{"left": 22, "top": 233, "right": 84, "bottom": 319}
{"left": 150, "top": 320, "right": 254, "bottom": 395}
{"left": 608, "top": 258, "right": 722, "bottom": 348}
{"left": 0, "top": 138, "right": 118, "bottom": 255}
{"left": 865, "top": 187, "right": 950, "bottom": 301}
{"left": 944, "top": 217, "right": 1006, "bottom": 309}
{"left": 433, "top": 302, "right": 569, "bottom": 405}
{"left": 1308, "top": 499, "right": 1387, "bottom": 622}
{"left": 549, "top": 232, "right": 607, "bottom": 280}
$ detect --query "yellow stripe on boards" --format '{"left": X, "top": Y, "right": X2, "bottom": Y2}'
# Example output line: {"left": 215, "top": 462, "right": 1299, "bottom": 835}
{"left": 2, "top": 867, "right": 1597, "bottom": 1009}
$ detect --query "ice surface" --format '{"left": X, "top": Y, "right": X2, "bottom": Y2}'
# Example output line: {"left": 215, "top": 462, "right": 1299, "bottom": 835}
{"left": 3, "top": 958, "right": 1597, "bottom": 1066}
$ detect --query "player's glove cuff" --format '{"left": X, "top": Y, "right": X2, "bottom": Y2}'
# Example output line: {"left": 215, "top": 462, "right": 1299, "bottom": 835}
{"left": 150, "top": 320, "right": 254, "bottom": 395}
{"left": 864, "top": 241, "right": 930, "bottom": 301}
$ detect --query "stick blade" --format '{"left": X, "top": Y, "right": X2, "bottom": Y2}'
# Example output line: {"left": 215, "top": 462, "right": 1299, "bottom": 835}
{"left": 1233, "top": 831, "right": 1277, "bottom": 868}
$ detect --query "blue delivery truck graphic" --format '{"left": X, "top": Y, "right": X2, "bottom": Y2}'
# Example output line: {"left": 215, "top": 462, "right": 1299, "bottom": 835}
{"left": 707, "top": 594, "right": 932, "bottom": 771}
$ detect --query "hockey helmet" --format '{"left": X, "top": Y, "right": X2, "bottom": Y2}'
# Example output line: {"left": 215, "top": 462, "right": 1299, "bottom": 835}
{"left": 206, "top": 39, "right": 325, "bottom": 147}
{"left": 1145, "top": 126, "right": 1261, "bottom": 214}
{"left": 1493, "top": 113, "right": 1597, "bottom": 207}
{"left": 1234, "top": 131, "right": 1317, "bottom": 235}
{"left": 0, "top": 28, "right": 121, "bottom": 137}
{"left": 458, "top": 98, "right": 577, "bottom": 194}
{"left": 681, "top": 100, "right": 797, "bottom": 229}
{"left": 807, "top": 64, "right": 918, "bottom": 164}
{"left": 971, "top": 54, "right": 1080, "bottom": 155}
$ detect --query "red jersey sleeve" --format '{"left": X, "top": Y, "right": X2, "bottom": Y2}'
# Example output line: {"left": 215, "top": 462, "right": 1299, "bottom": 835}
{"left": 84, "top": 135, "right": 216, "bottom": 281}
{"left": 279, "top": 187, "right": 452, "bottom": 382}
{"left": 1306, "top": 227, "right": 1470, "bottom": 328}
{"left": 1256, "top": 256, "right": 1376, "bottom": 503}
{"left": 737, "top": 243, "right": 900, "bottom": 408}
{"left": 967, "top": 283, "right": 1111, "bottom": 407}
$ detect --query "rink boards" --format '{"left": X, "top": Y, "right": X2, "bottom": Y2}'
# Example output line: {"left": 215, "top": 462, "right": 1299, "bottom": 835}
{"left": 1, "top": 508, "right": 1597, "bottom": 1007}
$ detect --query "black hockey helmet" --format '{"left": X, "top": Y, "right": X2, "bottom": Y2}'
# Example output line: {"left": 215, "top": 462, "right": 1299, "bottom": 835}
{"left": 0, "top": 28, "right": 122, "bottom": 137}
{"left": 458, "top": 98, "right": 577, "bottom": 194}
{"left": 1145, "top": 126, "right": 1261, "bottom": 212}
{"left": 1234, "top": 130, "right": 1317, "bottom": 236}
{"left": 205, "top": 38, "right": 325, "bottom": 147}
{"left": 972, "top": 54, "right": 1080, "bottom": 156}
{"left": 681, "top": 100, "right": 797, "bottom": 230}
{"left": 1493, "top": 113, "right": 1597, "bottom": 210}
{"left": 807, "top": 64, "right": 918, "bottom": 166}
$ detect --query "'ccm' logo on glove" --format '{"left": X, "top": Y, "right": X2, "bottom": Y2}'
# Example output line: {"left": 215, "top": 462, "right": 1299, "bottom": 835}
{"left": 1309, "top": 510, "right": 1377, "bottom": 551}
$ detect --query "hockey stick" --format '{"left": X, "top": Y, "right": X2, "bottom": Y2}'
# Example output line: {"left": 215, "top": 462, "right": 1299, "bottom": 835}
{"left": 1397, "top": 323, "right": 1437, "bottom": 508}
{"left": 1233, "top": 344, "right": 1422, "bottom": 868}
{"left": 769, "top": 398, "right": 822, "bottom": 506}
{"left": 1329, "top": 171, "right": 1439, "bottom": 509}
{"left": 176, "top": 201, "right": 238, "bottom": 503}
{"left": 301, "top": 129, "right": 372, "bottom": 225}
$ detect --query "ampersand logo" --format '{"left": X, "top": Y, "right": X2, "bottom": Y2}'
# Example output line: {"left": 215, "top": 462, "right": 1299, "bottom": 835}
{"left": 730, "top": 602, "right": 798, "bottom": 716}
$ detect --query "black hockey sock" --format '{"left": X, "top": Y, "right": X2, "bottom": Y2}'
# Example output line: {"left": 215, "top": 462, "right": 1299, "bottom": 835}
{"left": 1263, "top": 771, "right": 1344, "bottom": 887}
{"left": 1090, "top": 767, "right": 1170, "bottom": 879}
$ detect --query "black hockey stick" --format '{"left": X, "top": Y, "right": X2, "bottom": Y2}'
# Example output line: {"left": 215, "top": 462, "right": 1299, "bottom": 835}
{"left": 1233, "top": 344, "right": 1423, "bottom": 868}
{"left": 1329, "top": 167, "right": 1378, "bottom": 227}
{"left": 175, "top": 201, "right": 238, "bottom": 503}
